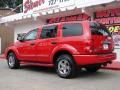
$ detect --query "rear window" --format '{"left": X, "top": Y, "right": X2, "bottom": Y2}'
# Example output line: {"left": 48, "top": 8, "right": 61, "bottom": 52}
{"left": 62, "top": 23, "right": 83, "bottom": 37}
{"left": 90, "top": 22, "right": 111, "bottom": 36}
{"left": 40, "top": 25, "right": 57, "bottom": 39}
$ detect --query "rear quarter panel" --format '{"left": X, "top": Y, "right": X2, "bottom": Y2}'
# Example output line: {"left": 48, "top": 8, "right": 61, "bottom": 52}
{"left": 58, "top": 21, "right": 91, "bottom": 55}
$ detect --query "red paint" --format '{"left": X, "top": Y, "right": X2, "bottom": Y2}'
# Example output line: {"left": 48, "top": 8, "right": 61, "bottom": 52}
{"left": 95, "top": 8, "right": 120, "bottom": 18}
{"left": 103, "top": 61, "right": 120, "bottom": 70}
{"left": 24, "top": 0, "right": 45, "bottom": 13}
{"left": 94, "top": 8, "right": 120, "bottom": 25}
{"left": 47, "top": 14, "right": 90, "bottom": 24}
{"left": 5, "top": 21, "right": 116, "bottom": 67}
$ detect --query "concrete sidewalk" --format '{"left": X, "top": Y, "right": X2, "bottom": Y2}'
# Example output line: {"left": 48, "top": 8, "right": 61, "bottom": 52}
{"left": 0, "top": 54, "right": 120, "bottom": 70}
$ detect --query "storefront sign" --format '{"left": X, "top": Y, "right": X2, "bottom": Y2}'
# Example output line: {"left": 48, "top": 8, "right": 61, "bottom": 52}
{"left": 94, "top": 8, "right": 120, "bottom": 25}
{"left": 23, "top": 0, "right": 75, "bottom": 14}
{"left": 94, "top": 8, "right": 120, "bottom": 48}
{"left": 23, "top": 0, "right": 45, "bottom": 13}
{"left": 47, "top": 13, "right": 90, "bottom": 24}
{"left": 108, "top": 25, "right": 120, "bottom": 35}
{"left": 107, "top": 25, "right": 120, "bottom": 48}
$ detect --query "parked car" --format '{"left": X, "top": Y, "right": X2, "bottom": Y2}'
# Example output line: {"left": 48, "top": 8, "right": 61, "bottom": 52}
{"left": 5, "top": 21, "right": 116, "bottom": 78}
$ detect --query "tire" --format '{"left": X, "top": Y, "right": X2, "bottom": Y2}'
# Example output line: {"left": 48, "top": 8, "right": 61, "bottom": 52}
{"left": 85, "top": 65, "right": 101, "bottom": 72}
{"left": 55, "top": 54, "right": 77, "bottom": 78}
{"left": 7, "top": 52, "right": 20, "bottom": 69}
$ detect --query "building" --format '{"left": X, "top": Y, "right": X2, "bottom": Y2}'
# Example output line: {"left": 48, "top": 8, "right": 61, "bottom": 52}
{"left": 0, "top": 8, "right": 15, "bottom": 54}
{"left": 0, "top": 0, "right": 120, "bottom": 61}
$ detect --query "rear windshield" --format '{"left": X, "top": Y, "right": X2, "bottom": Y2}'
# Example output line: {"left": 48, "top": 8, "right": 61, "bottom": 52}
{"left": 90, "top": 22, "right": 111, "bottom": 36}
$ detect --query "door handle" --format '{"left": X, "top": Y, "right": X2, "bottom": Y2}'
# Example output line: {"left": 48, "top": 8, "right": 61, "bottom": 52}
{"left": 30, "top": 43, "right": 35, "bottom": 45}
{"left": 51, "top": 41, "right": 57, "bottom": 44}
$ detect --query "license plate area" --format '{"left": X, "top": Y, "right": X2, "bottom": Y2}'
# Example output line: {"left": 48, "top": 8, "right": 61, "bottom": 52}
{"left": 103, "top": 44, "right": 109, "bottom": 50}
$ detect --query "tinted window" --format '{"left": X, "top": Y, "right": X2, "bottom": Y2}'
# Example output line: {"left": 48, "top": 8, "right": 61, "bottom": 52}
{"left": 24, "top": 29, "right": 37, "bottom": 40}
{"left": 40, "top": 25, "right": 57, "bottom": 39}
{"left": 90, "top": 22, "right": 111, "bottom": 36}
{"left": 62, "top": 23, "right": 83, "bottom": 37}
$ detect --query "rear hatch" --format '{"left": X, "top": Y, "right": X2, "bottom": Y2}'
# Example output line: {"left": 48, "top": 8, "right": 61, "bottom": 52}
{"left": 90, "top": 22, "right": 114, "bottom": 54}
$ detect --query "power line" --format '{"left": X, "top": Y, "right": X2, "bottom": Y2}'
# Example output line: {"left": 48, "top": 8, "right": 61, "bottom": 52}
{"left": 6, "top": 3, "right": 23, "bottom": 15}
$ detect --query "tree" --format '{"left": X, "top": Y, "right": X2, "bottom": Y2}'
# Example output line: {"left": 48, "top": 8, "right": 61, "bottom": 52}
{"left": 0, "top": 0, "right": 23, "bottom": 13}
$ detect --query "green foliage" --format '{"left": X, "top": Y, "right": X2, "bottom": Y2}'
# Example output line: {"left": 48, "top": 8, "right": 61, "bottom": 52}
{"left": 0, "top": 0, "right": 23, "bottom": 13}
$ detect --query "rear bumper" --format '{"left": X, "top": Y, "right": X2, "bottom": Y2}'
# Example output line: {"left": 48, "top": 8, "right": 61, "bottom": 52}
{"left": 73, "top": 53, "right": 116, "bottom": 65}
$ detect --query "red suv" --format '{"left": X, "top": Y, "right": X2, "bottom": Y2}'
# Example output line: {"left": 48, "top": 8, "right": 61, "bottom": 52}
{"left": 5, "top": 21, "right": 116, "bottom": 78}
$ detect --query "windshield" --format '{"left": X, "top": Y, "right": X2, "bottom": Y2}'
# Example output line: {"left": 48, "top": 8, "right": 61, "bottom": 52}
{"left": 90, "top": 22, "right": 111, "bottom": 36}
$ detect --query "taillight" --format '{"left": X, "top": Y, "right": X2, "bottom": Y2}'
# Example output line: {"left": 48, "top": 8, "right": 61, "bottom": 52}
{"left": 107, "top": 36, "right": 114, "bottom": 51}
{"left": 109, "top": 36, "right": 114, "bottom": 51}
{"left": 84, "top": 39, "right": 94, "bottom": 54}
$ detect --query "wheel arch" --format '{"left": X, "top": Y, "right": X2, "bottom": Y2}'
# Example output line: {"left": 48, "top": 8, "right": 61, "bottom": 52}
{"left": 6, "top": 49, "right": 19, "bottom": 60}
{"left": 6, "top": 50, "right": 14, "bottom": 58}
{"left": 52, "top": 50, "right": 75, "bottom": 65}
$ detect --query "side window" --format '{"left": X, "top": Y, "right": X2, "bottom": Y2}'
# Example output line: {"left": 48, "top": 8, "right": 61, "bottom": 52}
{"left": 62, "top": 23, "right": 83, "bottom": 37}
{"left": 40, "top": 25, "right": 57, "bottom": 39}
{"left": 24, "top": 29, "right": 37, "bottom": 41}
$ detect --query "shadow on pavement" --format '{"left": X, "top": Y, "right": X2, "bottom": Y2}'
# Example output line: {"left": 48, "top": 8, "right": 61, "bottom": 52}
{"left": 19, "top": 65, "right": 115, "bottom": 79}
{"left": 20, "top": 65, "right": 55, "bottom": 74}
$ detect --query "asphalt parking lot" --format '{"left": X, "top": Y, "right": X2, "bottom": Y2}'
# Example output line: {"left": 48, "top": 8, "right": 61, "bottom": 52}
{"left": 0, "top": 59, "right": 120, "bottom": 90}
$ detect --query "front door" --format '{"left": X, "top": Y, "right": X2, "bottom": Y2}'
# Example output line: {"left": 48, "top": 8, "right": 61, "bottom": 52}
{"left": 17, "top": 29, "right": 38, "bottom": 61}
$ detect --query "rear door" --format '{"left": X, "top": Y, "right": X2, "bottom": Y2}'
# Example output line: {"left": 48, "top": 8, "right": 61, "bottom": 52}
{"left": 36, "top": 25, "right": 59, "bottom": 63}
{"left": 90, "top": 22, "right": 114, "bottom": 54}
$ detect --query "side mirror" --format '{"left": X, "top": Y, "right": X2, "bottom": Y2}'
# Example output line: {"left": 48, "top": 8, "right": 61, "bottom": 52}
{"left": 17, "top": 33, "right": 25, "bottom": 42}
{"left": 17, "top": 36, "right": 24, "bottom": 41}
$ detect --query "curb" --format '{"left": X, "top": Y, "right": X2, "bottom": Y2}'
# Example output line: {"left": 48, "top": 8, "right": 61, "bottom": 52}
{"left": 102, "top": 61, "right": 120, "bottom": 70}
{"left": 0, "top": 54, "right": 5, "bottom": 59}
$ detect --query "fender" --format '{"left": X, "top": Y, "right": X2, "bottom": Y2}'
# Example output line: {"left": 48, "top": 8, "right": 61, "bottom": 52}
{"left": 50, "top": 44, "right": 80, "bottom": 62}
{"left": 5, "top": 46, "right": 20, "bottom": 60}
